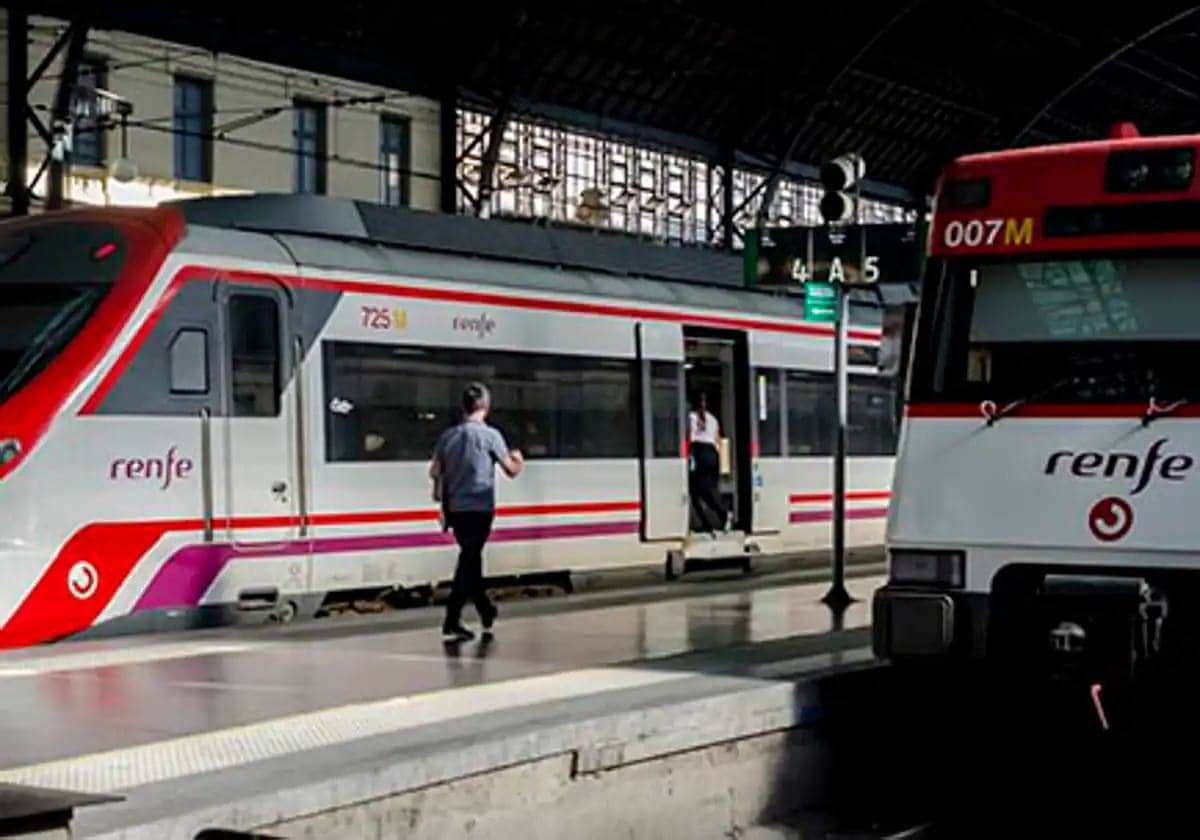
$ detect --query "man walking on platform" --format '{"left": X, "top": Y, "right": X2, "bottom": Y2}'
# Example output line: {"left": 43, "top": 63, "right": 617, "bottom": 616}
{"left": 430, "top": 383, "right": 524, "bottom": 641}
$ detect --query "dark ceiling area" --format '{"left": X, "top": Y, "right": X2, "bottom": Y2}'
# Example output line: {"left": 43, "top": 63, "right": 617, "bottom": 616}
{"left": 22, "top": 1, "right": 1200, "bottom": 197}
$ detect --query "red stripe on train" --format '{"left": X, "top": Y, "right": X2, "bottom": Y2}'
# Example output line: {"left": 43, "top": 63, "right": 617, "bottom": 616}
{"left": 80, "top": 265, "right": 882, "bottom": 414}
{"left": 905, "top": 403, "right": 1200, "bottom": 419}
{"left": 789, "top": 490, "right": 892, "bottom": 504}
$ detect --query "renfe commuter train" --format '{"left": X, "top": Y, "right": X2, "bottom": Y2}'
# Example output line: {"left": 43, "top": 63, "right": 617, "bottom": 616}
{"left": 0, "top": 195, "right": 899, "bottom": 647}
{"left": 875, "top": 127, "right": 1200, "bottom": 680}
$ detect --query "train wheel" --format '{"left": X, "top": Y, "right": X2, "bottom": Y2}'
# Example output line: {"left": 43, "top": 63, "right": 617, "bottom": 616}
{"left": 271, "top": 600, "right": 298, "bottom": 624}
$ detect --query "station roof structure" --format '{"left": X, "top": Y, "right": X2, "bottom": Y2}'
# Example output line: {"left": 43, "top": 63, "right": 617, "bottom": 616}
{"left": 21, "top": 1, "right": 1200, "bottom": 199}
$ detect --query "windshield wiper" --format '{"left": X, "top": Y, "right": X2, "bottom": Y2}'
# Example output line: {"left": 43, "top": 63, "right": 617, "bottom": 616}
{"left": 982, "top": 374, "right": 1080, "bottom": 426}
{"left": 1143, "top": 396, "right": 1190, "bottom": 427}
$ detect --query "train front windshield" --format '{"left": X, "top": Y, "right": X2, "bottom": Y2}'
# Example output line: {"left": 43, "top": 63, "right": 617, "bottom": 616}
{"left": 911, "top": 255, "right": 1200, "bottom": 406}
{"left": 0, "top": 222, "right": 126, "bottom": 405}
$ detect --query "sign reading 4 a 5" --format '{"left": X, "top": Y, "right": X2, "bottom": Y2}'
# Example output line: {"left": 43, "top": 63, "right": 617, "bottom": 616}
{"left": 942, "top": 217, "right": 1034, "bottom": 248}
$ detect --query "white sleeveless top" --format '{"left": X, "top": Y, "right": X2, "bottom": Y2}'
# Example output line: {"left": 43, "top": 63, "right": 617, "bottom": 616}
{"left": 688, "top": 411, "right": 720, "bottom": 445}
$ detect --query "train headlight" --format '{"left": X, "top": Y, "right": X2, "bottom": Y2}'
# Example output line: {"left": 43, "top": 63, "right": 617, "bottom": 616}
{"left": 889, "top": 549, "right": 964, "bottom": 588}
{"left": 0, "top": 438, "right": 21, "bottom": 466}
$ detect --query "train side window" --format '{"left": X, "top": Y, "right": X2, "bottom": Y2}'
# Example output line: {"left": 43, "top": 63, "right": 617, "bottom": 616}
{"left": 849, "top": 374, "right": 899, "bottom": 456}
{"left": 649, "top": 360, "right": 681, "bottom": 458}
{"left": 169, "top": 328, "right": 208, "bottom": 395}
{"left": 786, "top": 370, "right": 834, "bottom": 456}
{"left": 228, "top": 295, "right": 280, "bottom": 417}
{"left": 323, "top": 340, "right": 638, "bottom": 462}
{"left": 754, "top": 368, "right": 782, "bottom": 457}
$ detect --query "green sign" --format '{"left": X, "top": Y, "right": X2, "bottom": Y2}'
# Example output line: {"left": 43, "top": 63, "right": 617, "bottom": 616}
{"left": 742, "top": 227, "right": 761, "bottom": 287}
{"left": 804, "top": 281, "right": 837, "bottom": 323}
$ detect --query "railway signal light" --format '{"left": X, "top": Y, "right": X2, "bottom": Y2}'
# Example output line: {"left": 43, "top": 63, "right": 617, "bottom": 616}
{"left": 819, "top": 153, "right": 865, "bottom": 225}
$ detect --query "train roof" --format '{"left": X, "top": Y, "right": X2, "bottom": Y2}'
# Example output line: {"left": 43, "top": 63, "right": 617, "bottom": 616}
{"left": 167, "top": 195, "right": 899, "bottom": 326}
{"left": 172, "top": 194, "right": 742, "bottom": 286}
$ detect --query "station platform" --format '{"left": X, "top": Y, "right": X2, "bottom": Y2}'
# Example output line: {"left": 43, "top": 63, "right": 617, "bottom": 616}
{"left": 0, "top": 568, "right": 881, "bottom": 839}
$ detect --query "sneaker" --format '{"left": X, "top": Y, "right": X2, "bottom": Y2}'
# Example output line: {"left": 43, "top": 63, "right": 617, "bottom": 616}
{"left": 480, "top": 603, "right": 498, "bottom": 631}
{"left": 442, "top": 624, "right": 475, "bottom": 642}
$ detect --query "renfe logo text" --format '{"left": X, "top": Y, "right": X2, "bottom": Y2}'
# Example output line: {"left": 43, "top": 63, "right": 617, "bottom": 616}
{"left": 452, "top": 312, "right": 495, "bottom": 338}
{"left": 110, "top": 446, "right": 195, "bottom": 490}
{"left": 1045, "top": 438, "right": 1194, "bottom": 495}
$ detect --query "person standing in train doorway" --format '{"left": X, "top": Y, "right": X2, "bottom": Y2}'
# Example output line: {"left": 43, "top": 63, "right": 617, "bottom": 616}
{"left": 688, "top": 392, "right": 730, "bottom": 536}
{"left": 429, "top": 382, "right": 524, "bottom": 642}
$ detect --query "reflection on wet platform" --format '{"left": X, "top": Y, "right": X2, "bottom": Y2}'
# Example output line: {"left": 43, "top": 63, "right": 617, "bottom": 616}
{"left": 0, "top": 575, "right": 879, "bottom": 769}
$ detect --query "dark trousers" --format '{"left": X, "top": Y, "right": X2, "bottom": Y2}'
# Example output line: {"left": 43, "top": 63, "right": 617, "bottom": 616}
{"left": 444, "top": 510, "right": 496, "bottom": 628}
{"left": 689, "top": 442, "right": 725, "bottom": 532}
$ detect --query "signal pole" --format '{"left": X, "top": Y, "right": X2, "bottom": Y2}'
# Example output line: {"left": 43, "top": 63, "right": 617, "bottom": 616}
{"left": 818, "top": 154, "right": 866, "bottom": 610}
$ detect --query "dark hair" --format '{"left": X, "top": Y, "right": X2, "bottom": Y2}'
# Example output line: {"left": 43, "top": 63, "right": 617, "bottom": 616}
{"left": 462, "top": 382, "right": 491, "bottom": 413}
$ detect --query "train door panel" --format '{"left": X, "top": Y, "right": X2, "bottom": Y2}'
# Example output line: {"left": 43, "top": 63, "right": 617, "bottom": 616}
{"left": 750, "top": 332, "right": 828, "bottom": 534}
{"left": 637, "top": 322, "right": 687, "bottom": 541}
{"left": 751, "top": 367, "right": 788, "bottom": 533}
{"left": 219, "top": 282, "right": 301, "bottom": 549}
{"left": 683, "top": 328, "right": 752, "bottom": 533}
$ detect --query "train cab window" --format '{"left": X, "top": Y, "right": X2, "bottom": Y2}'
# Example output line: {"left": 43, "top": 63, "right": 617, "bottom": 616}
{"left": 0, "top": 222, "right": 126, "bottom": 407}
{"left": 754, "top": 368, "right": 782, "bottom": 457}
{"left": 228, "top": 295, "right": 280, "bottom": 417}
{"left": 786, "top": 370, "right": 834, "bottom": 456}
{"left": 649, "top": 361, "right": 681, "bottom": 458}
{"left": 169, "top": 328, "right": 208, "bottom": 395}
{"left": 848, "top": 375, "right": 899, "bottom": 456}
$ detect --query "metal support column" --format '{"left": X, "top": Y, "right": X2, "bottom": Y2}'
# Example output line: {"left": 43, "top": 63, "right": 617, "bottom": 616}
{"left": 475, "top": 104, "right": 510, "bottom": 218}
{"left": 720, "top": 147, "right": 735, "bottom": 250}
{"left": 46, "top": 22, "right": 89, "bottom": 211}
{"left": 439, "top": 86, "right": 458, "bottom": 214}
{"left": 7, "top": 5, "right": 29, "bottom": 216}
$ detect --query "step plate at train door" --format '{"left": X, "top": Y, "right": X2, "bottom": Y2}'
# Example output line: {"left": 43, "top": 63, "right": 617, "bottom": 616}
{"left": 636, "top": 322, "right": 687, "bottom": 540}
{"left": 218, "top": 280, "right": 302, "bottom": 554}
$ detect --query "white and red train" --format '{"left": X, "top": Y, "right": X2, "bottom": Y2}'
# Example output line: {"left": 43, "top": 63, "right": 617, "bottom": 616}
{"left": 0, "top": 195, "right": 897, "bottom": 647}
{"left": 875, "top": 130, "right": 1200, "bottom": 676}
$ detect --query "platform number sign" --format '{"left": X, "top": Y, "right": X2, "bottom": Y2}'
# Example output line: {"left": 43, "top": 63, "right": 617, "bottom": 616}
{"left": 753, "top": 223, "right": 918, "bottom": 289}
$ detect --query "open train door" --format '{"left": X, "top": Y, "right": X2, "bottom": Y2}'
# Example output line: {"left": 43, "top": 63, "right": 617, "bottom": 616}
{"left": 636, "top": 322, "right": 687, "bottom": 541}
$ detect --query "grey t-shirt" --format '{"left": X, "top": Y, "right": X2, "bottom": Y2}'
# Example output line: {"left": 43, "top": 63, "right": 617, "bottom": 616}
{"left": 433, "top": 421, "right": 510, "bottom": 513}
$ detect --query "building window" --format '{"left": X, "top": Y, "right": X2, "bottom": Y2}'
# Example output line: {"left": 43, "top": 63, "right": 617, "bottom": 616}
{"left": 323, "top": 341, "right": 638, "bottom": 462}
{"left": 786, "top": 370, "right": 835, "bottom": 456}
{"left": 173, "top": 76, "right": 213, "bottom": 182}
{"left": 848, "top": 375, "right": 900, "bottom": 456}
{"left": 293, "top": 100, "right": 326, "bottom": 194}
{"left": 70, "top": 57, "right": 106, "bottom": 167}
{"left": 228, "top": 295, "right": 280, "bottom": 417}
{"left": 379, "top": 115, "right": 410, "bottom": 206}
{"left": 455, "top": 108, "right": 914, "bottom": 246}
